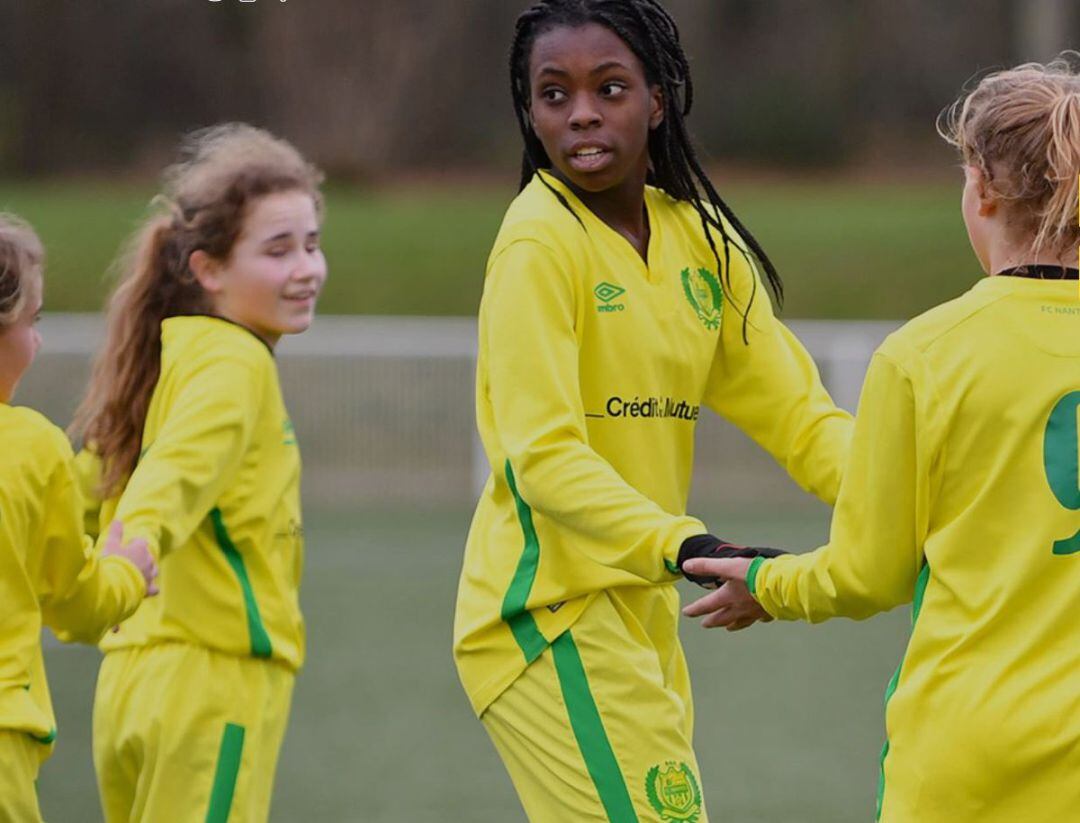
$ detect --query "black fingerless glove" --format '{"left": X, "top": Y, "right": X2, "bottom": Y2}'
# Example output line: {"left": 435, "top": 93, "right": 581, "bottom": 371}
{"left": 677, "top": 534, "right": 788, "bottom": 588}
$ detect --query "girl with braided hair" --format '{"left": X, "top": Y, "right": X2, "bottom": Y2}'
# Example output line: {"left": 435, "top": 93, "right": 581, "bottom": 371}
{"left": 453, "top": 1, "right": 852, "bottom": 819}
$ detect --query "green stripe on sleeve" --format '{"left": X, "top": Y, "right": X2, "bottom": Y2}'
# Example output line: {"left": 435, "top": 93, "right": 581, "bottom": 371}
{"left": 551, "top": 632, "right": 639, "bottom": 823}
{"left": 500, "top": 461, "right": 548, "bottom": 663}
{"left": 210, "top": 508, "right": 273, "bottom": 659}
{"left": 205, "top": 722, "right": 245, "bottom": 823}
{"left": 746, "top": 556, "right": 766, "bottom": 597}
{"left": 876, "top": 561, "right": 931, "bottom": 820}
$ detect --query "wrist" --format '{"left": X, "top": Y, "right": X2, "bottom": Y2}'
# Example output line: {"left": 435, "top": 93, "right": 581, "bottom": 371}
{"left": 746, "top": 556, "right": 767, "bottom": 597}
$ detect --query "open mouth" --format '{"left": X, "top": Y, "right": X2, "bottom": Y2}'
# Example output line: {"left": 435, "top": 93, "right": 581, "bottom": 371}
{"left": 568, "top": 146, "right": 613, "bottom": 173}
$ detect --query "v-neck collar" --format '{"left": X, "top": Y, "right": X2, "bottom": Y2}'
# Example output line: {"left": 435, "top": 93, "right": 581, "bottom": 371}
{"left": 538, "top": 170, "right": 663, "bottom": 281}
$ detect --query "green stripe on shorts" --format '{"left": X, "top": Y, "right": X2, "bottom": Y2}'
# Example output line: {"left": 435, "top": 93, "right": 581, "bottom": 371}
{"left": 205, "top": 722, "right": 245, "bottom": 823}
{"left": 551, "top": 631, "right": 638, "bottom": 823}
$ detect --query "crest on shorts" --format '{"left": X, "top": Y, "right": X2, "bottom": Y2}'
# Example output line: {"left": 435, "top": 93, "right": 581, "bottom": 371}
{"left": 680, "top": 267, "right": 723, "bottom": 330}
{"left": 645, "top": 761, "right": 702, "bottom": 822}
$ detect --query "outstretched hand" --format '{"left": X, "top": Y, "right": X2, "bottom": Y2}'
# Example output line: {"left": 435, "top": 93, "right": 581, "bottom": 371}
{"left": 101, "top": 520, "right": 159, "bottom": 597}
{"left": 681, "top": 557, "right": 771, "bottom": 631}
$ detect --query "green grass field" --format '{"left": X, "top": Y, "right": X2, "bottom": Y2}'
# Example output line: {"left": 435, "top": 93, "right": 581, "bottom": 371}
{"left": 38, "top": 504, "right": 911, "bottom": 822}
{"left": 0, "top": 176, "right": 976, "bottom": 319}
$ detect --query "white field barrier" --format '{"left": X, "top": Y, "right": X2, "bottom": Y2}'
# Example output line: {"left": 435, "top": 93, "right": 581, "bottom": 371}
{"left": 21, "top": 315, "right": 901, "bottom": 509}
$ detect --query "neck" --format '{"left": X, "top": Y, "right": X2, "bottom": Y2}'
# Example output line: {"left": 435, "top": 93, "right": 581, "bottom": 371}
{"left": 209, "top": 312, "right": 279, "bottom": 351}
{"left": 988, "top": 242, "right": 1077, "bottom": 276}
{"left": 552, "top": 163, "right": 650, "bottom": 257}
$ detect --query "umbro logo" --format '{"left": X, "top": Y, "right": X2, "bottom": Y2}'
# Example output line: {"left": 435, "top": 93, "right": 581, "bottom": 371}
{"left": 594, "top": 281, "right": 626, "bottom": 313}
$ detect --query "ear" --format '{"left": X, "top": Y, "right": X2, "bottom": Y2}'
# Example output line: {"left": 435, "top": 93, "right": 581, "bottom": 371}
{"left": 966, "top": 165, "right": 997, "bottom": 218}
{"left": 648, "top": 84, "right": 665, "bottom": 130}
{"left": 188, "top": 250, "right": 225, "bottom": 294}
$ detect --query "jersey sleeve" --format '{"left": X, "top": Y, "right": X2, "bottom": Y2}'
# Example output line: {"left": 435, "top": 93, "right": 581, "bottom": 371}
{"left": 703, "top": 253, "right": 853, "bottom": 504}
{"left": 750, "top": 350, "right": 928, "bottom": 621}
{"left": 35, "top": 429, "right": 147, "bottom": 643}
{"left": 102, "top": 353, "right": 264, "bottom": 560}
{"left": 484, "top": 239, "right": 705, "bottom": 582}
{"left": 73, "top": 447, "right": 104, "bottom": 540}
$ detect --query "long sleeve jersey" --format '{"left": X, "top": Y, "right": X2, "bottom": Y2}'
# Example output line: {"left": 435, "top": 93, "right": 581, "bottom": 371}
{"left": 749, "top": 276, "right": 1080, "bottom": 822}
{"left": 0, "top": 405, "right": 144, "bottom": 745}
{"left": 87, "top": 316, "right": 305, "bottom": 671}
{"left": 454, "top": 172, "right": 852, "bottom": 714}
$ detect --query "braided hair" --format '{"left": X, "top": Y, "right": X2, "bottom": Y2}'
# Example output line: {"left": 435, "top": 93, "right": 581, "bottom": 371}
{"left": 509, "top": 0, "right": 783, "bottom": 331}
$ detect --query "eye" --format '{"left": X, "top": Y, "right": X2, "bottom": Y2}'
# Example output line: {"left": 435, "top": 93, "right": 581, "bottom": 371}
{"left": 540, "top": 87, "right": 567, "bottom": 104}
{"left": 600, "top": 81, "right": 627, "bottom": 97}
{"left": 266, "top": 247, "right": 290, "bottom": 258}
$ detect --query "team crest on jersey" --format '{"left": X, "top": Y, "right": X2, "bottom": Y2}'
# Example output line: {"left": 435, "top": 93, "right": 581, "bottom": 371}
{"left": 645, "top": 761, "right": 702, "bottom": 822}
{"left": 283, "top": 419, "right": 297, "bottom": 446}
{"left": 680, "top": 267, "right": 723, "bottom": 330}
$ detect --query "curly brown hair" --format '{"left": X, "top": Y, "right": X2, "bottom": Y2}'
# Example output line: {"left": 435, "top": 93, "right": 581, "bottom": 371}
{"left": 71, "top": 123, "right": 324, "bottom": 495}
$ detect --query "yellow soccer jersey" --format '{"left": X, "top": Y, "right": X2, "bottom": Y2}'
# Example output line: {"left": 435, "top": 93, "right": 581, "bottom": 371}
{"left": 0, "top": 405, "right": 145, "bottom": 744}
{"left": 749, "top": 276, "right": 1080, "bottom": 822}
{"left": 454, "top": 171, "right": 852, "bottom": 714}
{"left": 89, "top": 315, "right": 305, "bottom": 671}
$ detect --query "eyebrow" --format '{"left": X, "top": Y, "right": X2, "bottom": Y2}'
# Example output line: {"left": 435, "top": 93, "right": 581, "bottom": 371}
{"left": 535, "top": 60, "right": 632, "bottom": 79}
{"left": 262, "top": 229, "right": 321, "bottom": 245}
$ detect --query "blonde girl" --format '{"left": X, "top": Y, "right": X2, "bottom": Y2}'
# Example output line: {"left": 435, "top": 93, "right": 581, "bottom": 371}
{"left": 0, "top": 215, "right": 155, "bottom": 822}
{"left": 685, "top": 56, "right": 1080, "bottom": 823}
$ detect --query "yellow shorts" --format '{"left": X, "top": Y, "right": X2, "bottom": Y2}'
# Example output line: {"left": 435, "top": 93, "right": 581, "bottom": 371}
{"left": 93, "top": 643, "right": 294, "bottom": 823}
{"left": 0, "top": 730, "right": 43, "bottom": 823}
{"left": 482, "top": 587, "right": 709, "bottom": 823}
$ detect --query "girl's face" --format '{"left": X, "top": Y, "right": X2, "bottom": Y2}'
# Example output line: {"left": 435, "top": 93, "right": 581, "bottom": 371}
{"left": 0, "top": 278, "right": 42, "bottom": 403}
{"left": 528, "top": 22, "right": 663, "bottom": 194}
{"left": 193, "top": 190, "right": 327, "bottom": 348}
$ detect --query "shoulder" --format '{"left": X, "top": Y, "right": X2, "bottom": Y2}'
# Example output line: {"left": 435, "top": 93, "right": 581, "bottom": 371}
{"left": 1, "top": 405, "right": 73, "bottom": 471}
{"left": 162, "top": 316, "right": 274, "bottom": 385}
{"left": 488, "top": 176, "right": 587, "bottom": 270}
{"left": 654, "top": 190, "right": 751, "bottom": 253}
{"left": 878, "top": 280, "right": 1001, "bottom": 364}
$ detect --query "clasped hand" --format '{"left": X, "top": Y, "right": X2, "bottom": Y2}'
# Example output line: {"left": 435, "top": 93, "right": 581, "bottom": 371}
{"left": 681, "top": 557, "right": 772, "bottom": 632}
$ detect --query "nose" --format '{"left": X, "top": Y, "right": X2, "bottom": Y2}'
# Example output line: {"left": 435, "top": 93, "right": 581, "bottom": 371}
{"left": 32, "top": 328, "right": 42, "bottom": 353}
{"left": 568, "top": 93, "right": 602, "bottom": 130}
{"left": 298, "top": 249, "right": 328, "bottom": 287}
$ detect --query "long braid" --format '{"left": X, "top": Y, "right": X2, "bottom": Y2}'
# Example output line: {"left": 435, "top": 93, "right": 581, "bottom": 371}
{"left": 508, "top": 0, "right": 783, "bottom": 338}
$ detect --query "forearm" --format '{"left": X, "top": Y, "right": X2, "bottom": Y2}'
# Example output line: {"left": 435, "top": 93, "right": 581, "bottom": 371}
{"left": 509, "top": 439, "right": 705, "bottom": 581}
{"left": 47, "top": 551, "right": 146, "bottom": 643}
{"left": 749, "top": 545, "right": 915, "bottom": 623}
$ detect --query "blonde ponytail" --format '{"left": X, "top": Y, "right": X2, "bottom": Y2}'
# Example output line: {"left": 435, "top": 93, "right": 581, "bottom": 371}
{"left": 940, "top": 53, "right": 1080, "bottom": 259}
{"left": 1037, "top": 90, "right": 1080, "bottom": 257}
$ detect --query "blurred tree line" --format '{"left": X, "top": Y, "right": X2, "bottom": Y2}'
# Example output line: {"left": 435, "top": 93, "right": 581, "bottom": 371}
{"left": 0, "top": 0, "right": 1075, "bottom": 178}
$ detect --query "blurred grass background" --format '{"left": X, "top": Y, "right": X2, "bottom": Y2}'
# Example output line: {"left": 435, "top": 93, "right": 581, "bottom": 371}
{"left": 0, "top": 176, "right": 975, "bottom": 320}
{"left": 38, "top": 503, "right": 911, "bottom": 823}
